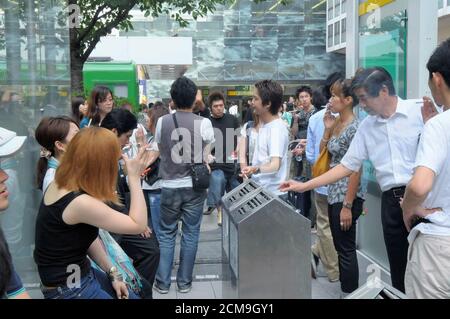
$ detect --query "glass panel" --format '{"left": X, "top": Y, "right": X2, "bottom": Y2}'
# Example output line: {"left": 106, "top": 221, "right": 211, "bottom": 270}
{"left": 335, "top": 0, "right": 341, "bottom": 17}
{"left": 122, "top": 0, "right": 344, "bottom": 83}
{"left": 0, "top": 0, "right": 70, "bottom": 298}
{"left": 341, "top": 18, "right": 346, "bottom": 43}
{"left": 341, "top": 0, "right": 347, "bottom": 14}
{"left": 328, "top": 24, "right": 334, "bottom": 47}
{"left": 334, "top": 21, "right": 340, "bottom": 45}
{"left": 328, "top": 0, "right": 334, "bottom": 20}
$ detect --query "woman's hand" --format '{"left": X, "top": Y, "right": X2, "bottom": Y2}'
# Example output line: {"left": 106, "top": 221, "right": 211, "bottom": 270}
{"left": 122, "top": 145, "right": 151, "bottom": 179}
{"left": 340, "top": 207, "right": 353, "bottom": 232}
{"left": 323, "top": 110, "right": 336, "bottom": 130}
{"left": 111, "top": 280, "right": 129, "bottom": 299}
{"left": 140, "top": 226, "right": 152, "bottom": 239}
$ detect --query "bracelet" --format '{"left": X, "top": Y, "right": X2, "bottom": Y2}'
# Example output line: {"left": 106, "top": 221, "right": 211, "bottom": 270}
{"left": 322, "top": 138, "right": 330, "bottom": 143}
{"left": 108, "top": 266, "right": 124, "bottom": 282}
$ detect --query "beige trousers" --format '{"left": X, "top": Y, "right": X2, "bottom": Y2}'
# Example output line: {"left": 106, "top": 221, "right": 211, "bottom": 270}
{"left": 405, "top": 233, "right": 450, "bottom": 299}
{"left": 311, "top": 192, "right": 339, "bottom": 281}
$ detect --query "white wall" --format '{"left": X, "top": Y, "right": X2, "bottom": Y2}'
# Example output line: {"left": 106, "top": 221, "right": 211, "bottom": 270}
{"left": 91, "top": 36, "right": 193, "bottom": 65}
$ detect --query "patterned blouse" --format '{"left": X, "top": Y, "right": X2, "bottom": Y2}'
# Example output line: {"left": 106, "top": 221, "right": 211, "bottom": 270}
{"left": 294, "top": 108, "right": 315, "bottom": 139}
{"left": 327, "top": 118, "right": 365, "bottom": 205}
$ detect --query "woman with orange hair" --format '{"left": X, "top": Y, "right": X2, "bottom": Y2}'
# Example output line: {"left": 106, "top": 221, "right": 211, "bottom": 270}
{"left": 34, "top": 127, "right": 150, "bottom": 299}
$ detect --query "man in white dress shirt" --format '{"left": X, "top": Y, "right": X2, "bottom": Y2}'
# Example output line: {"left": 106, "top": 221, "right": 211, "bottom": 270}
{"left": 402, "top": 39, "right": 450, "bottom": 299}
{"left": 280, "top": 67, "right": 424, "bottom": 293}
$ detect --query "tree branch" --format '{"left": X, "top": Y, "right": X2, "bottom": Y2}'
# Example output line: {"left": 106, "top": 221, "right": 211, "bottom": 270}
{"left": 77, "top": 4, "right": 108, "bottom": 42}
{"left": 80, "top": 4, "right": 135, "bottom": 62}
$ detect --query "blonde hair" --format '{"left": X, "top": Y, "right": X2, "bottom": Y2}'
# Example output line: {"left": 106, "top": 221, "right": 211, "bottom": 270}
{"left": 55, "top": 127, "right": 121, "bottom": 204}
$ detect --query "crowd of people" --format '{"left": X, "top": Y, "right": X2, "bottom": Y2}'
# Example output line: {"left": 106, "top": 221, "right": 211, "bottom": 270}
{"left": 1, "top": 38, "right": 450, "bottom": 299}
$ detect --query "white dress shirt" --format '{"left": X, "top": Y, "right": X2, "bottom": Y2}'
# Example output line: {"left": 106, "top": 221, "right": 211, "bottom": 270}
{"left": 306, "top": 108, "right": 328, "bottom": 196}
{"left": 341, "top": 98, "right": 424, "bottom": 192}
{"left": 408, "top": 109, "right": 450, "bottom": 243}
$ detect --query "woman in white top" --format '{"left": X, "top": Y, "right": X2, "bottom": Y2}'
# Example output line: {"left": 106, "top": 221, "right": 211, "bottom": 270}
{"left": 238, "top": 110, "right": 261, "bottom": 169}
{"left": 35, "top": 116, "right": 80, "bottom": 192}
{"left": 141, "top": 105, "right": 170, "bottom": 242}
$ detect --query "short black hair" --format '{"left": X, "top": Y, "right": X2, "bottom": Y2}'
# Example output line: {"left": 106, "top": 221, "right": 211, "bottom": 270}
{"left": 100, "top": 108, "right": 137, "bottom": 136}
{"left": 352, "top": 67, "right": 396, "bottom": 97}
{"left": 296, "top": 86, "right": 313, "bottom": 99}
{"left": 170, "top": 76, "right": 197, "bottom": 110}
{"left": 208, "top": 91, "right": 225, "bottom": 107}
{"left": 312, "top": 89, "right": 327, "bottom": 109}
{"left": 254, "top": 80, "right": 283, "bottom": 115}
{"left": 427, "top": 38, "right": 450, "bottom": 88}
{"left": 323, "top": 72, "right": 344, "bottom": 100}
{"left": 154, "top": 101, "right": 164, "bottom": 108}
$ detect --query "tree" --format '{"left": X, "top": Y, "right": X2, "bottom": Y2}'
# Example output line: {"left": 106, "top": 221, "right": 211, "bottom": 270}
{"left": 68, "top": 0, "right": 229, "bottom": 94}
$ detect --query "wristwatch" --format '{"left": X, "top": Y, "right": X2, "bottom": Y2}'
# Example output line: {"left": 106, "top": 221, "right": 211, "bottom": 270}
{"left": 254, "top": 167, "right": 261, "bottom": 174}
{"left": 343, "top": 201, "right": 353, "bottom": 210}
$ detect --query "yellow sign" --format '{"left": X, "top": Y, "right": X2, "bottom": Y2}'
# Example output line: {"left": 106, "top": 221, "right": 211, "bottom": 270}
{"left": 227, "top": 90, "right": 253, "bottom": 97}
{"left": 359, "top": 0, "right": 395, "bottom": 16}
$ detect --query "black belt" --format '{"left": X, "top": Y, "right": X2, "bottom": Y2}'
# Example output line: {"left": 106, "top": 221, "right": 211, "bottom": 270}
{"left": 411, "top": 217, "right": 432, "bottom": 229}
{"left": 384, "top": 186, "right": 406, "bottom": 199}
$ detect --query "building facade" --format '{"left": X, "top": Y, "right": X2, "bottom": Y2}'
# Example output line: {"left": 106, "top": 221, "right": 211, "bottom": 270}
{"left": 118, "top": 0, "right": 345, "bottom": 98}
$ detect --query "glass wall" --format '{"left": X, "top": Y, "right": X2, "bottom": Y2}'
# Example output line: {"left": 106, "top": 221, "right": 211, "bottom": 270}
{"left": 122, "top": 0, "right": 345, "bottom": 92}
{"left": 0, "top": 0, "right": 70, "bottom": 294}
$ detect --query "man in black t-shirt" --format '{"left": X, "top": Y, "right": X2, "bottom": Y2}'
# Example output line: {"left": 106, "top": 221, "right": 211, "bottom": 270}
{"left": 204, "top": 92, "right": 240, "bottom": 225}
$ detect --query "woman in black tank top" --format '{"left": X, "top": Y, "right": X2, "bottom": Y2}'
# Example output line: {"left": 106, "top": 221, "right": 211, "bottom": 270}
{"left": 34, "top": 127, "right": 151, "bottom": 299}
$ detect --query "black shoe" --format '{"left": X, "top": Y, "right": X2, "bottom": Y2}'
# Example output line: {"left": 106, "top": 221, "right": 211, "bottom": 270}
{"left": 311, "top": 253, "right": 319, "bottom": 279}
{"left": 203, "top": 207, "right": 215, "bottom": 215}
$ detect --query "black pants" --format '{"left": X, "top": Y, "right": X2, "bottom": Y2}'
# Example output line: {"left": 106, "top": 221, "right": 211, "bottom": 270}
{"left": 328, "top": 198, "right": 364, "bottom": 293}
{"left": 113, "top": 233, "right": 160, "bottom": 299}
{"left": 381, "top": 187, "right": 409, "bottom": 293}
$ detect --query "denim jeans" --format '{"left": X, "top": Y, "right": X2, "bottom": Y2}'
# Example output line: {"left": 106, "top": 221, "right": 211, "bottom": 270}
{"left": 144, "top": 190, "right": 162, "bottom": 242}
{"left": 155, "top": 187, "right": 207, "bottom": 290}
{"left": 41, "top": 267, "right": 139, "bottom": 299}
{"left": 206, "top": 169, "right": 240, "bottom": 208}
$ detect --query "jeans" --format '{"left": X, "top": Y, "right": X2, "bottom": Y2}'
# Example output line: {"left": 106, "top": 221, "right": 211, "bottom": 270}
{"left": 41, "top": 267, "right": 139, "bottom": 299}
{"left": 328, "top": 198, "right": 364, "bottom": 293}
{"left": 144, "top": 190, "right": 162, "bottom": 242}
{"left": 206, "top": 169, "right": 240, "bottom": 208}
{"left": 155, "top": 187, "right": 207, "bottom": 290}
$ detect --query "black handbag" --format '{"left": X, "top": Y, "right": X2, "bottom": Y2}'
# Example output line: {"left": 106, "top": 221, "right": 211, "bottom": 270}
{"left": 143, "top": 157, "right": 161, "bottom": 186}
{"left": 172, "top": 113, "right": 210, "bottom": 190}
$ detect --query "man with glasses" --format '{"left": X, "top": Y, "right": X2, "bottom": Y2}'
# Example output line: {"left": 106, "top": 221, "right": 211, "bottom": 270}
{"left": 280, "top": 67, "right": 425, "bottom": 293}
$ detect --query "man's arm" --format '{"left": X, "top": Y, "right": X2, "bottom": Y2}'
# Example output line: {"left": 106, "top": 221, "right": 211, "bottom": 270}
{"left": 280, "top": 164, "right": 353, "bottom": 193}
{"left": 305, "top": 118, "right": 315, "bottom": 164}
{"left": 402, "top": 167, "right": 435, "bottom": 231}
